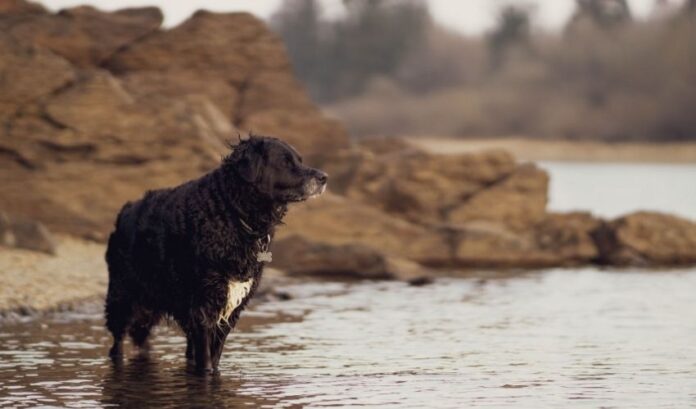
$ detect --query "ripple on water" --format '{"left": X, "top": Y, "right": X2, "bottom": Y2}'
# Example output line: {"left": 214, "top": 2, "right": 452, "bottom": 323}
{"left": 1, "top": 268, "right": 696, "bottom": 408}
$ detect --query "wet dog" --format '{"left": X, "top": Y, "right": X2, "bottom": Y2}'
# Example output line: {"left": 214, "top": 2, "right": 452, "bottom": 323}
{"left": 104, "top": 135, "right": 327, "bottom": 372}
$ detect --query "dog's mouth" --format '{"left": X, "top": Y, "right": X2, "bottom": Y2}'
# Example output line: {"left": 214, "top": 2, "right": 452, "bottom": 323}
{"left": 308, "top": 182, "right": 326, "bottom": 199}
{"left": 286, "top": 178, "right": 326, "bottom": 202}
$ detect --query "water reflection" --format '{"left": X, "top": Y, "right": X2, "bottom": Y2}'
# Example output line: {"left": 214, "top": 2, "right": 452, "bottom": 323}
{"left": 1, "top": 269, "right": 696, "bottom": 408}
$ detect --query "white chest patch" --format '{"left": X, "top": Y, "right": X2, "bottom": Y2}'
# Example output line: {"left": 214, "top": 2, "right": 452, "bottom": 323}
{"left": 217, "top": 278, "right": 254, "bottom": 325}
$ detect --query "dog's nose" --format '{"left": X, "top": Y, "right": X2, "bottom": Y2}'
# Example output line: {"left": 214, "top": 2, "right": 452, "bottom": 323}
{"left": 316, "top": 171, "right": 328, "bottom": 185}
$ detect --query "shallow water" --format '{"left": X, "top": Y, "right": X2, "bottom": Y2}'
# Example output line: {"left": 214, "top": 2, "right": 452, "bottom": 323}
{"left": 2, "top": 269, "right": 696, "bottom": 408}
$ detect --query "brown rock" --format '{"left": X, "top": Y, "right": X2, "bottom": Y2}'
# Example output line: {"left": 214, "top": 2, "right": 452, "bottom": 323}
{"left": 120, "top": 70, "right": 239, "bottom": 120}
{"left": 0, "top": 0, "right": 46, "bottom": 16}
{"left": 453, "top": 212, "right": 601, "bottom": 268}
{"left": 0, "top": 211, "right": 56, "bottom": 254}
{"left": 0, "top": 70, "right": 234, "bottom": 239}
{"left": 107, "top": 11, "right": 348, "bottom": 157}
{"left": 594, "top": 212, "right": 696, "bottom": 266}
{"left": 0, "top": 33, "right": 75, "bottom": 115}
{"left": 317, "top": 145, "right": 518, "bottom": 225}
{"left": 448, "top": 163, "right": 549, "bottom": 231}
{"left": 534, "top": 212, "right": 602, "bottom": 263}
{"left": 278, "top": 194, "right": 451, "bottom": 266}
{"left": 2, "top": 5, "right": 162, "bottom": 67}
{"left": 272, "top": 234, "right": 427, "bottom": 281}
{"left": 107, "top": 11, "right": 288, "bottom": 79}
{"left": 244, "top": 110, "right": 348, "bottom": 161}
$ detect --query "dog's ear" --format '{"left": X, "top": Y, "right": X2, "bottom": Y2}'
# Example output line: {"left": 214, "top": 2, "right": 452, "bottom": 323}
{"left": 236, "top": 140, "right": 264, "bottom": 183}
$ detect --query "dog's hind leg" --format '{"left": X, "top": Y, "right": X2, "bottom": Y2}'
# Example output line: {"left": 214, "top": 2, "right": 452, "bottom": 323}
{"left": 128, "top": 308, "right": 161, "bottom": 357}
{"left": 185, "top": 334, "right": 194, "bottom": 363}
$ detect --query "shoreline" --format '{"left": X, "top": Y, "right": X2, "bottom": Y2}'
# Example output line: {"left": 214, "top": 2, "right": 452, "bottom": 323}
{"left": 0, "top": 236, "right": 293, "bottom": 323}
{"left": 406, "top": 137, "right": 696, "bottom": 163}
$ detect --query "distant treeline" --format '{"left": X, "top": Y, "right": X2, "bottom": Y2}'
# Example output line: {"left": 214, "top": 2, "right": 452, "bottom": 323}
{"left": 272, "top": 0, "right": 696, "bottom": 142}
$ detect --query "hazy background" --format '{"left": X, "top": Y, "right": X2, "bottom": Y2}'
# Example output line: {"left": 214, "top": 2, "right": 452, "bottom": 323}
{"left": 38, "top": 0, "right": 677, "bottom": 33}
{"left": 37, "top": 0, "right": 695, "bottom": 143}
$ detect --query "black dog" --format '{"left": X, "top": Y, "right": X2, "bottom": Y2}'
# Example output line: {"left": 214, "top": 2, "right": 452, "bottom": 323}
{"left": 104, "top": 135, "right": 327, "bottom": 372}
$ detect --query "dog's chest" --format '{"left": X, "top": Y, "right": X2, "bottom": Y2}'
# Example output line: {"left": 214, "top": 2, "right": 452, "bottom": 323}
{"left": 217, "top": 278, "right": 254, "bottom": 325}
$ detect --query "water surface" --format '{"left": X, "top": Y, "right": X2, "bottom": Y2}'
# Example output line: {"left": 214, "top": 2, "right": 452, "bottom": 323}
{"left": 2, "top": 269, "right": 695, "bottom": 408}
{"left": 542, "top": 162, "right": 696, "bottom": 219}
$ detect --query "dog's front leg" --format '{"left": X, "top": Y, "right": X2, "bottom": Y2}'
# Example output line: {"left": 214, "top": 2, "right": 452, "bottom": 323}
{"left": 192, "top": 325, "right": 213, "bottom": 373}
{"left": 210, "top": 323, "right": 231, "bottom": 370}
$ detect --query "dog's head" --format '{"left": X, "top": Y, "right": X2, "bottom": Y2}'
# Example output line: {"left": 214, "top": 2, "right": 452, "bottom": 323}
{"left": 226, "top": 135, "right": 328, "bottom": 203}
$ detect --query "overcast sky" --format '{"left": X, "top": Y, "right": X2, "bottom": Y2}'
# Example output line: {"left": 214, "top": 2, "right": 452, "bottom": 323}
{"left": 37, "top": 0, "right": 682, "bottom": 35}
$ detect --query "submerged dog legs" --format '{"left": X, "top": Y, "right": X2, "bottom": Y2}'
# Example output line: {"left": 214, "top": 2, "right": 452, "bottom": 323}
{"left": 192, "top": 325, "right": 213, "bottom": 373}
{"left": 210, "top": 324, "right": 232, "bottom": 370}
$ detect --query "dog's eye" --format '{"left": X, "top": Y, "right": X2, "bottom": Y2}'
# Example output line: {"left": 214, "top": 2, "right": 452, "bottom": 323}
{"left": 284, "top": 155, "right": 294, "bottom": 166}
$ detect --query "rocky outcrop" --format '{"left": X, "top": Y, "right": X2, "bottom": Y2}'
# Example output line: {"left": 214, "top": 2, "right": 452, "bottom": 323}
{"left": 452, "top": 212, "right": 602, "bottom": 268}
{"left": 1, "top": 5, "right": 163, "bottom": 67}
{"left": 593, "top": 212, "right": 696, "bottom": 266}
{"left": 0, "top": 211, "right": 56, "bottom": 254}
{"left": 0, "top": 1, "right": 347, "bottom": 240}
{"left": 315, "top": 144, "right": 526, "bottom": 225}
{"left": 277, "top": 194, "right": 451, "bottom": 265}
{"left": 105, "top": 10, "right": 348, "bottom": 157}
{"left": 272, "top": 235, "right": 427, "bottom": 281}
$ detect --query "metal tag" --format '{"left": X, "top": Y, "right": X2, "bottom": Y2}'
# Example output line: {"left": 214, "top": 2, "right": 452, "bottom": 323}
{"left": 256, "top": 251, "right": 272, "bottom": 263}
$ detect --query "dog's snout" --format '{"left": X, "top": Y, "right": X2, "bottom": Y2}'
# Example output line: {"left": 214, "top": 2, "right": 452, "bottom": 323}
{"left": 316, "top": 171, "right": 328, "bottom": 185}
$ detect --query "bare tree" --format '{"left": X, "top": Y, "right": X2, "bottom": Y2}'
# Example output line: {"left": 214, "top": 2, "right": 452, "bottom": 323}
{"left": 488, "top": 5, "right": 533, "bottom": 70}
{"left": 568, "top": 0, "right": 632, "bottom": 31}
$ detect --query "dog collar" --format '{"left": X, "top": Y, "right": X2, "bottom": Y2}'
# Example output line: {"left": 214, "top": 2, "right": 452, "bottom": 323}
{"left": 239, "top": 217, "right": 272, "bottom": 262}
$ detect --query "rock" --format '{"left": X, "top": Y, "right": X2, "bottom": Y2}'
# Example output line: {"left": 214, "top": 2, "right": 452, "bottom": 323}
{"left": 593, "top": 212, "right": 696, "bottom": 266}
{"left": 0, "top": 6, "right": 346, "bottom": 239}
{"left": 244, "top": 110, "right": 348, "bottom": 161}
{"left": 0, "top": 0, "right": 46, "bottom": 16}
{"left": 0, "top": 70, "right": 233, "bottom": 238}
{"left": 107, "top": 11, "right": 289, "bottom": 80}
{"left": 120, "top": 70, "right": 239, "bottom": 120}
{"left": 272, "top": 234, "right": 428, "bottom": 281}
{"left": 0, "top": 211, "right": 56, "bottom": 254}
{"left": 2, "top": 5, "right": 162, "bottom": 67}
{"left": 534, "top": 212, "right": 602, "bottom": 263}
{"left": 0, "top": 32, "right": 75, "bottom": 117}
{"left": 448, "top": 163, "right": 549, "bottom": 231}
{"left": 107, "top": 10, "right": 348, "bottom": 158}
{"left": 279, "top": 194, "right": 451, "bottom": 266}
{"left": 316, "top": 145, "right": 519, "bottom": 225}
{"left": 453, "top": 212, "right": 601, "bottom": 268}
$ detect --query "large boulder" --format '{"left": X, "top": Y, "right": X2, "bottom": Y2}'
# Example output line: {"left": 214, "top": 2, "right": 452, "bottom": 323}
{"left": 106, "top": 10, "right": 348, "bottom": 157}
{"left": 0, "top": 6, "right": 347, "bottom": 240}
{"left": 0, "top": 0, "right": 46, "bottom": 15}
{"left": 451, "top": 212, "right": 600, "bottom": 268}
{"left": 278, "top": 194, "right": 451, "bottom": 266}
{"left": 315, "top": 143, "right": 547, "bottom": 231}
{"left": 0, "top": 32, "right": 75, "bottom": 121}
{"left": 0, "top": 69, "right": 232, "bottom": 239}
{"left": 272, "top": 234, "right": 427, "bottom": 281}
{"left": 593, "top": 212, "right": 696, "bottom": 266}
{"left": 1, "top": 4, "right": 162, "bottom": 67}
{"left": 448, "top": 163, "right": 549, "bottom": 231}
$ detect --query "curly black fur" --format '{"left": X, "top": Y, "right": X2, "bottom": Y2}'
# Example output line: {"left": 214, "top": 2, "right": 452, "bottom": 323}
{"left": 104, "top": 135, "right": 327, "bottom": 372}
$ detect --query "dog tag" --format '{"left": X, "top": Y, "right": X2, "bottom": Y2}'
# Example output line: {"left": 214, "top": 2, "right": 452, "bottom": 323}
{"left": 257, "top": 251, "right": 273, "bottom": 263}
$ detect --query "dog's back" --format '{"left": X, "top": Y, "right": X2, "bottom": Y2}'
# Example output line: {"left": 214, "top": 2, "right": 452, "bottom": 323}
{"left": 106, "top": 184, "right": 196, "bottom": 312}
